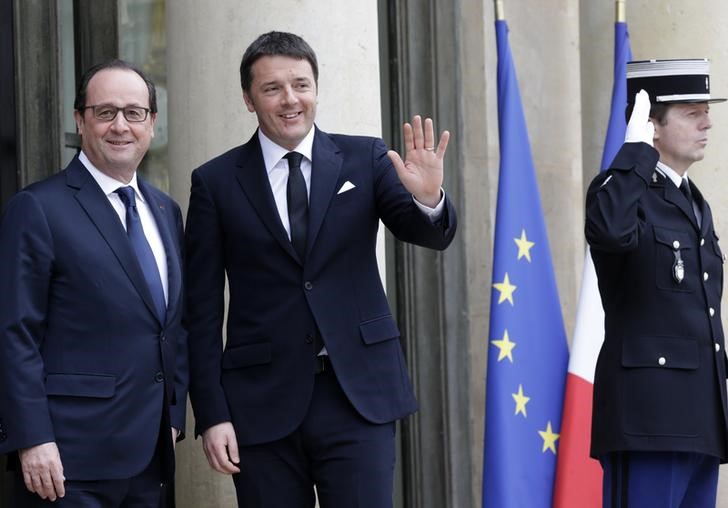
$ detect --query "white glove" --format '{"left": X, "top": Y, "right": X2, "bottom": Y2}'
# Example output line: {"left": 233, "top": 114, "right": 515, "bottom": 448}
{"left": 624, "top": 89, "right": 655, "bottom": 146}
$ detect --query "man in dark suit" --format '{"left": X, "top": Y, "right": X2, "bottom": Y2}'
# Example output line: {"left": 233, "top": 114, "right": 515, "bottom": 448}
{"left": 586, "top": 59, "right": 728, "bottom": 507}
{"left": 0, "top": 59, "right": 188, "bottom": 507}
{"left": 185, "top": 31, "right": 456, "bottom": 507}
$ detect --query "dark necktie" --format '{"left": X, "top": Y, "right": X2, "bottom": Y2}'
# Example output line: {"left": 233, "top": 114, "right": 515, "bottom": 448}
{"left": 285, "top": 152, "right": 308, "bottom": 260}
{"left": 679, "top": 179, "right": 697, "bottom": 222}
{"left": 115, "top": 186, "right": 167, "bottom": 322}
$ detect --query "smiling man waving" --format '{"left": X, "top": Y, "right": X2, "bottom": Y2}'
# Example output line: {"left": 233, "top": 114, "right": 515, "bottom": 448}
{"left": 184, "top": 31, "right": 457, "bottom": 508}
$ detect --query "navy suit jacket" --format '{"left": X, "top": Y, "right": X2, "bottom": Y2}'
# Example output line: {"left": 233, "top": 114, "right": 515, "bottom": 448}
{"left": 586, "top": 142, "right": 728, "bottom": 461}
{"left": 0, "top": 157, "right": 188, "bottom": 481}
{"left": 185, "top": 128, "right": 457, "bottom": 445}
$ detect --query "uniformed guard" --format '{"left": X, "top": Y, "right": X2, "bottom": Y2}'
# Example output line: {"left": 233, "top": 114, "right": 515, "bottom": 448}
{"left": 586, "top": 58, "right": 728, "bottom": 507}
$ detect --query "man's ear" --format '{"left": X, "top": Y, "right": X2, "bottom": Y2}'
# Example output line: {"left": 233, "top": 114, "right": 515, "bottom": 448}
{"left": 650, "top": 117, "right": 661, "bottom": 141}
{"left": 243, "top": 91, "right": 255, "bottom": 113}
{"left": 149, "top": 112, "right": 157, "bottom": 139}
{"left": 73, "top": 110, "right": 84, "bottom": 135}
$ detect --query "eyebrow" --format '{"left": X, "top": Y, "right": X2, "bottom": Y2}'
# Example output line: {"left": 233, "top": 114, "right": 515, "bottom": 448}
{"left": 260, "top": 76, "right": 312, "bottom": 88}
{"left": 92, "top": 102, "right": 147, "bottom": 107}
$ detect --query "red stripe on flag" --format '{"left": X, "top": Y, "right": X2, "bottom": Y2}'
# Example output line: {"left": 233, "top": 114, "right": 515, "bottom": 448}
{"left": 553, "top": 373, "right": 602, "bottom": 508}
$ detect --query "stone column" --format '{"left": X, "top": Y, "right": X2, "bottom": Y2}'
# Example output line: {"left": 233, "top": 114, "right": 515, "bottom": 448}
{"left": 166, "top": 2, "right": 383, "bottom": 506}
{"left": 581, "top": 1, "right": 728, "bottom": 505}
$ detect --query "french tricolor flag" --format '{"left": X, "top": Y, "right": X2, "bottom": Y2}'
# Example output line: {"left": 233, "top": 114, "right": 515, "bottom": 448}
{"left": 553, "top": 251, "right": 604, "bottom": 507}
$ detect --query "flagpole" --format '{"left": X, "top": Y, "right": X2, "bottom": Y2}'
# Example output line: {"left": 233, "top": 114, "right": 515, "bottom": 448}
{"left": 616, "top": 0, "right": 626, "bottom": 22}
{"left": 494, "top": 0, "right": 504, "bottom": 21}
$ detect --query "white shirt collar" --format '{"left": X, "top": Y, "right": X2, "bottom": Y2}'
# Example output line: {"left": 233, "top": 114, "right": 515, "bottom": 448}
{"left": 78, "top": 151, "right": 146, "bottom": 203}
{"left": 655, "top": 161, "right": 688, "bottom": 189}
{"left": 257, "top": 127, "right": 315, "bottom": 175}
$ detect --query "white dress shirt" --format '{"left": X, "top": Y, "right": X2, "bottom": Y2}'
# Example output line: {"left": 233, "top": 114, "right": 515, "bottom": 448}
{"left": 79, "top": 151, "right": 169, "bottom": 302}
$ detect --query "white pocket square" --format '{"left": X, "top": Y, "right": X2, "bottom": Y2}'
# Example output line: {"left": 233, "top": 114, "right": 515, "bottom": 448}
{"left": 337, "top": 181, "right": 356, "bottom": 194}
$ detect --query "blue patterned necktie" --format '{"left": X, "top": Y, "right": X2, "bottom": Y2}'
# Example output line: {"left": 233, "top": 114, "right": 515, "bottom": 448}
{"left": 285, "top": 152, "right": 308, "bottom": 261}
{"left": 115, "top": 186, "right": 167, "bottom": 322}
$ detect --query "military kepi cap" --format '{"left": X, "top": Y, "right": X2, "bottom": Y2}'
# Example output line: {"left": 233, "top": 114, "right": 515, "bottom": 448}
{"left": 626, "top": 58, "right": 726, "bottom": 104}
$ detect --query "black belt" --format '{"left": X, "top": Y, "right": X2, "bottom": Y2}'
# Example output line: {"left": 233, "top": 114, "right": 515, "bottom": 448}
{"left": 314, "top": 355, "right": 330, "bottom": 374}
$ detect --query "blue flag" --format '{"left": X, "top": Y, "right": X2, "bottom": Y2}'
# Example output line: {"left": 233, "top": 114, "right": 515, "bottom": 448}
{"left": 482, "top": 20, "right": 569, "bottom": 508}
{"left": 600, "top": 21, "right": 632, "bottom": 170}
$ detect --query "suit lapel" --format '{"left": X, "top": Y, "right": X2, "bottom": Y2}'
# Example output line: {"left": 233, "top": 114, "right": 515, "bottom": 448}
{"left": 67, "top": 159, "right": 162, "bottom": 324}
{"left": 139, "top": 179, "right": 181, "bottom": 324}
{"left": 307, "top": 128, "right": 343, "bottom": 256}
{"left": 691, "top": 182, "right": 712, "bottom": 236}
{"left": 663, "top": 178, "right": 699, "bottom": 231}
{"left": 234, "top": 132, "right": 301, "bottom": 262}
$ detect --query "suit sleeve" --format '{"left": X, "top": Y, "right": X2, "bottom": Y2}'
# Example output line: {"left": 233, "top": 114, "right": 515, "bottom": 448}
{"left": 0, "top": 192, "right": 56, "bottom": 453}
{"left": 585, "top": 142, "right": 660, "bottom": 253}
{"left": 170, "top": 202, "right": 189, "bottom": 437}
{"left": 184, "top": 169, "right": 231, "bottom": 436}
{"left": 371, "top": 138, "right": 457, "bottom": 249}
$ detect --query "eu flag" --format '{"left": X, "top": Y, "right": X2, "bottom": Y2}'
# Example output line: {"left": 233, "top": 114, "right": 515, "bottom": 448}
{"left": 600, "top": 20, "right": 632, "bottom": 170}
{"left": 482, "top": 19, "right": 569, "bottom": 508}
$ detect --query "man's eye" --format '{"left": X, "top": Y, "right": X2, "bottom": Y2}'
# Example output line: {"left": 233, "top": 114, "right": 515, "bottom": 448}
{"left": 96, "top": 108, "right": 116, "bottom": 119}
{"left": 126, "top": 108, "right": 144, "bottom": 121}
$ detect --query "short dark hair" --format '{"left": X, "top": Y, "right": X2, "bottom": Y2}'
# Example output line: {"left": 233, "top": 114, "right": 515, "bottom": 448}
{"left": 624, "top": 102, "right": 671, "bottom": 126}
{"left": 74, "top": 59, "right": 157, "bottom": 114}
{"left": 239, "top": 31, "right": 318, "bottom": 93}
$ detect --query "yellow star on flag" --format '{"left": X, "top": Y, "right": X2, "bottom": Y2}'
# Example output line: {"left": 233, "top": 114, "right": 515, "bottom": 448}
{"left": 492, "top": 273, "right": 517, "bottom": 305}
{"left": 514, "top": 229, "right": 535, "bottom": 262}
{"left": 512, "top": 384, "right": 530, "bottom": 417}
{"left": 538, "top": 421, "right": 560, "bottom": 454}
{"left": 491, "top": 329, "right": 516, "bottom": 362}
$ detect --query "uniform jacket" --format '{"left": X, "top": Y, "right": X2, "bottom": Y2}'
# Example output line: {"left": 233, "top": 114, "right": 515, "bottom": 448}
{"left": 586, "top": 142, "right": 728, "bottom": 461}
{"left": 185, "top": 127, "right": 457, "bottom": 444}
{"left": 0, "top": 157, "right": 188, "bottom": 480}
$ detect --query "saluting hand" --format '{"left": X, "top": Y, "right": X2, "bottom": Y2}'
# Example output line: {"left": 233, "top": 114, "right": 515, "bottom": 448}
{"left": 387, "top": 115, "right": 450, "bottom": 208}
{"left": 625, "top": 89, "right": 655, "bottom": 146}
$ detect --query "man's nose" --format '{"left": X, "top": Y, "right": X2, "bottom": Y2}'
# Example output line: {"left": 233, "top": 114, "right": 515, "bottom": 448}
{"left": 110, "top": 110, "right": 130, "bottom": 131}
{"left": 282, "top": 86, "right": 298, "bottom": 105}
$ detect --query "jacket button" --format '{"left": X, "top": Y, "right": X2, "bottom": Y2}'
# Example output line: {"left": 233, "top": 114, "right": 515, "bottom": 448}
{"left": 658, "top": 356, "right": 666, "bottom": 366}
{"left": 160, "top": 332, "right": 166, "bottom": 342}
{"left": 709, "top": 307, "right": 715, "bottom": 317}
{"left": 701, "top": 238, "right": 706, "bottom": 246}
{"left": 154, "top": 372, "right": 164, "bottom": 383}
{"left": 716, "top": 343, "right": 721, "bottom": 353}
{"left": 672, "top": 240, "right": 680, "bottom": 249}
{"left": 704, "top": 272, "right": 709, "bottom": 281}
{"left": 304, "top": 281, "right": 313, "bottom": 290}
{"left": 305, "top": 334, "right": 314, "bottom": 344}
